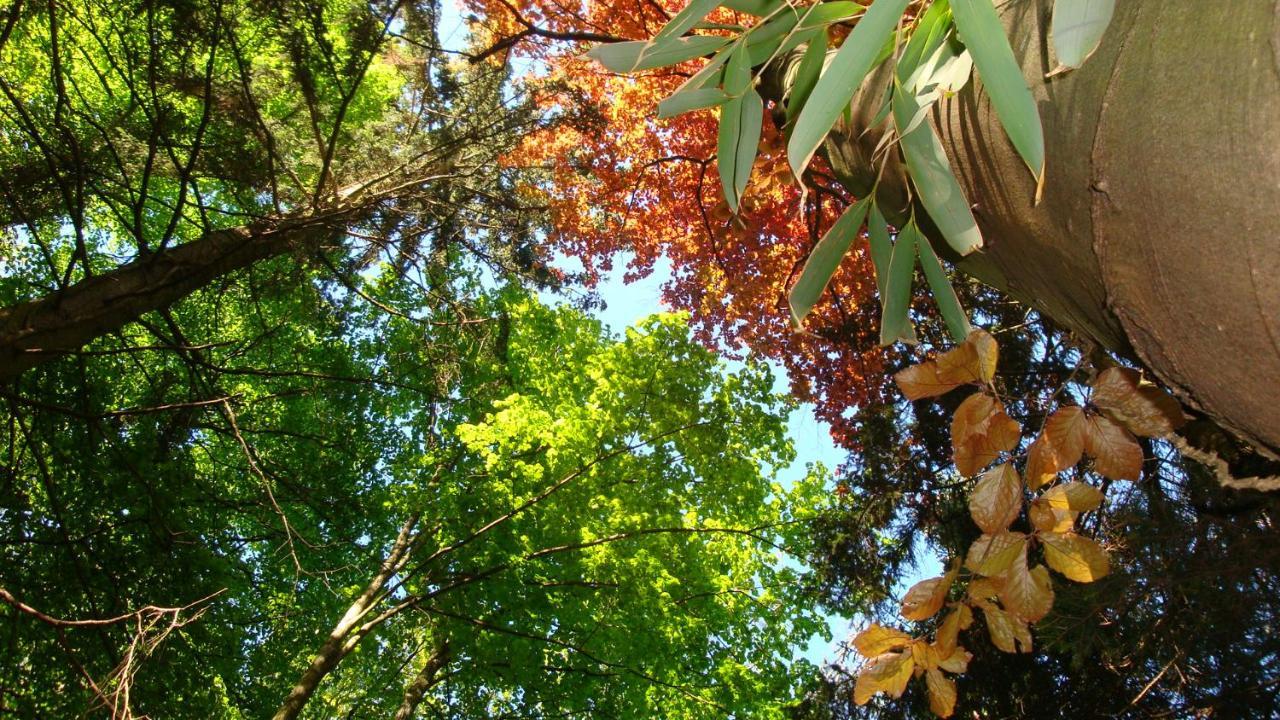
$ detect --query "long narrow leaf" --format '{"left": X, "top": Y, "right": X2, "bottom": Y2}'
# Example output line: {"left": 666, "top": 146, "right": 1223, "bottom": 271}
{"left": 917, "top": 233, "right": 972, "bottom": 342}
{"left": 952, "top": 0, "right": 1045, "bottom": 181}
{"left": 658, "top": 87, "right": 729, "bottom": 118}
{"left": 789, "top": 195, "right": 873, "bottom": 327}
{"left": 867, "top": 200, "right": 893, "bottom": 295}
{"left": 723, "top": 0, "right": 783, "bottom": 15}
{"left": 892, "top": 83, "right": 983, "bottom": 255}
{"left": 718, "top": 45, "right": 763, "bottom": 212}
{"left": 655, "top": 0, "right": 726, "bottom": 44}
{"left": 786, "top": 33, "right": 828, "bottom": 123}
{"left": 879, "top": 221, "right": 919, "bottom": 346}
{"left": 896, "top": 0, "right": 951, "bottom": 84}
{"left": 1051, "top": 0, "right": 1114, "bottom": 71}
{"left": 588, "top": 36, "right": 729, "bottom": 73}
{"left": 786, "top": 0, "right": 907, "bottom": 177}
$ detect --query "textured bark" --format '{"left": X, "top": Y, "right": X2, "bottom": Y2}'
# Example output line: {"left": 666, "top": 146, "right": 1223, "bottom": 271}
{"left": 0, "top": 204, "right": 358, "bottom": 380}
{"left": 778, "top": 0, "right": 1280, "bottom": 457}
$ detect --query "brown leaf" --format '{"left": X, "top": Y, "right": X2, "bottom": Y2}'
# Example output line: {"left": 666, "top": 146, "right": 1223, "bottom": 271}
{"left": 853, "top": 651, "right": 915, "bottom": 705}
{"left": 926, "top": 669, "right": 958, "bottom": 718}
{"left": 999, "top": 548, "right": 1055, "bottom": 622}
{"left": 934, "top": 606, "right": 969, "bottom": 657}
{"left": 981, "top": 605, "right": 1032, "bottom": 653}
{"left": 896, "top": 361, "right": 961, "bottom": 400}
{"left": 969, "top": 463, "right": 1024, "bottom": 534}
{"left": 936, "top": 329, "right": 997, "bottom": 385}
{"left": 901, "top": 572, "right": 954, "bottom": 622}
{"left": 936, "top": 645, "right": 972, "bottom": 674}
{"left": 1083, "top": 414, "right": 1143, "bottom": 480}
{"left": 1042, "top": 531, "right": 1111, "bottom": 582}
{"left": 967, "top": 577, "right": 1003, "bottom": 605}
{"left": 964, "top": 532, "right": 1026, "bottom": 577}
{"left": 1029, "top": 497, "right": 1076, "bottom": 533}
{"left": 1024, "top": 438, "right": 1058, "bottom": 490}
{"left": 1091, "top": 367, "right": 1186, "bottom": 437}
{"left": 1041, "top": 481, "right": 1105, "bottom": 513}
{"left": 1042, "top": 406, "right": 1087, "bottom": 471}
{"left": 910, "top": 638, "right": 939, "bottom": 671}
{"left": 852, "top": 623, "right": 912, "bottom": 657}
{"left": 952, "top": 394, "right": 1022, "bottom": 476}
{"left": 969, "top": 328, "right": 999, "bottom": 383}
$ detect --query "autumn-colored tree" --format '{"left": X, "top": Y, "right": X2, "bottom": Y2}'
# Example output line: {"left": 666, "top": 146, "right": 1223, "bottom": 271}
{"left": 462, "top": 0, "right": 894, "bottom": 448}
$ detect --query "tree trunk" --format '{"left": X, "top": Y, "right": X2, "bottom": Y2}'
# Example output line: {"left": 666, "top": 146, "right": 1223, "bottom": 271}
{"left": 0, "top": 203, "right": 362, "bottom": 381}
{"left": 393, "top": 639, "right": 451, "bottom": 720}
{"left": 781, "top": 0, "right": 1280, "bottom": 458}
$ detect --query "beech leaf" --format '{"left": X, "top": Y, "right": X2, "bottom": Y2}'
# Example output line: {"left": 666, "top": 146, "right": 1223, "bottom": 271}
{"left": 1042, "top": 531, "right": 1111, "bottom": 582}
{"left": 853, "top": 650, "right": 915, "bottom": 705}
{"left": 1090, "top": 366, "right": 1186, "bottom": 437}
{"left": 901, "top": 566, "right": 958, "bottom": 621}
{"left": 896, "top": 360, "right": 961, "bottom": 400}
{"left": 1083, "top": 414, "right": 1144, "bottom": 480}
{"left": 964, "top": 531, "right": 1025, "bottom": 577}
{"left": 999, "top": 548, "right": 1055, "bottom": 622}
{"left": 937, "top": 645, "right": 973, "bottom": 674}
{"left": 926, "top": 668, "right": 958, "bottom": 718}
{"left": 969, "top": 462, "right": 1024, "bottom": 534}
{"left": 981, "top": 604, "right": 1032, "bottom": 653}
{"left": 1041, "top": 481, "right": 1104, "bottom": 513}
{"left": 853, "top": 623, "right": 913, "bottom": 657}
{"left": 1029, "top": 497, "right": 1076, "bottom": 533}
{"left": 1042, "top": 405, "right": 1087, "bottom": 471}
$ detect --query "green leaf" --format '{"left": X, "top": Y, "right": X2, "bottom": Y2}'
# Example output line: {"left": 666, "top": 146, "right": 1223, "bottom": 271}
{"left": 951, "top": 0, "right": 1045, "bottom": 182}
{"left": 879, "top": 220, "right": 919, "bottom": 346}
{"left": 867, "top": 200, "right": 893, "bottom": 296}
{"left": 654, "top": 0, "right": 725, "bottom": 44}
{"left": 896, "top": 0, "right": 951, "bottom": 85}
{"left": 788, "top": 195, "right": 872, "bottom": 328}
{"left": 658, "top": 87, "right": 729, "bottom": 118}
{"left": 787, "top": 0, "right": 906, "bottom": 177}
{"left": 718, "top": 46, "right": 764, "bottom": 211}
{"left": 785, "top": 33, "right": 828, "bottom": 124}
{"left": 723, "top": 0, "right": 783, "bottom": 15}
{"left": 917, "top": 233, "right": 972, "bottom": 342}
{"left": 1051, "top": 0, "right": 1114, "bottom": 71}
{"left": 892, "top": 82, "right": 983, "bottom": 255}
{"left": 587, "top": 36, "right": 728, "bottom": 73}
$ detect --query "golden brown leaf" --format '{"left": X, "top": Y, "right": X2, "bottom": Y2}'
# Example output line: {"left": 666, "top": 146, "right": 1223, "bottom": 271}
{"left": 896, "top": 361, "right": 960, "bottom": 400}
{"left": 910, "top": 638, "right": 939, "bottom": 671}
{"left": 1091, "top": 367, "right": 1186, "bottom": 437}
{"left": 926, "top": 669, "right": 958, "bottom": 718}
{"left": 999, "top": 548, "right": 1055, "bottom": 622}
{"left": 967, "top": 577, "right": 1003, "bottom": 605}
{"left": 937, "top": 645, "right": 972, "bottom": 674}
{"left": 952, "top": 394, "right": 1022, "bottom": 476}
{"left": 969, "top": 463, "right": 1024, "bottom": 534}
{"left": 1041, "top": 481, "right": 1105, "bottom": 513}
{"left": 1042, "top": 406, "right": 1087, "bottom": 471}
{"left": 853, "top": 651, "right": 915, "bottom": 705}
{"left": 1083, "top": 414, "right": 1144, "bottom": 480}
{"left": 1029, "top": 497, "right": 1076, "bottom": 533}
{"left": 901, "top": 573, "right": 954, "bottom": 622}
{"left": 981, "top": 605, "right": 1032, "bottom": 653}
{"left": 969, "top": 329, "right": 999, "bottom": 383}
{"left": 964, "top": 532, "right": 1026, "bottom": 577}
{"left": 852, "top": 623, "right": 913, "bottom": 657}
{"left": 1024, "top": 438, "right": 1058, "bottom": 490}
{"left": 934, "top": 607, "right": 963, "bottom": 656}
{"left": 1042, "top": 531, "right": 1111, "bottom": 582}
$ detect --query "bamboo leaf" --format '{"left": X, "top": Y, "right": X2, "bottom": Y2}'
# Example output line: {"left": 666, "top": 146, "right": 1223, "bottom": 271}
{"left": 892, "top": 84, "right": 983, "bottom": 255}
{"left": 786, "top": 32, "right": 829, "bottom": 123}
{"left": 654, "top": 0, "right": 726, "bottom": 44}
{"left": 658, "top": 87, "right": 729, "bottom": 118}
{"left": 879, "top": 219, "right": 919, "bottom": 346}
{"left": 787, "top": 0, "right": 906, "bottom": 177}
{"left": 789, "top": 195, "right": 872, "bottom": 328}
{"left": 587, "top": 36, "right": 729, "bottom": 73}
{"left": 1051, "top": 0, "right": 1114, "bottom": 71}
{"left": 866, "top": 200, "right": 892, "bottom": 295}
{"left": 951, "top": 0, "right": 1045, "bottom": 181}
{"left": 917, "top": 233, "right": 972, "bottom": 342}
{"left": 717, "top": 46, "right": 764, "bottom": 213}
{"left": 723, "top": 0, "right": 782, "bottom": 15}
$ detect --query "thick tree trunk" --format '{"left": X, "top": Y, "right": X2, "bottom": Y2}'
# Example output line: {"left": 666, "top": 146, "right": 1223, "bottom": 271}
{"left": 0, "top": 203, "right": 361, "bottom": 381}
{"left": 781, "top": 0, "right": 1280, "bottom": 457}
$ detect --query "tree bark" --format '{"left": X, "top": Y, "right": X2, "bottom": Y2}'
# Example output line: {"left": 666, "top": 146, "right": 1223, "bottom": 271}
{"left": 0, "top": 203, "right": 361, "bottom": 381}
{"left": 272, "top": 514, "right": 421, "bottom": 720}
{"left": 393, "top": 639, "right": 451, "bottom": 720}
{"left": 775, "top": 0, "right": 1280, "bottom": 457}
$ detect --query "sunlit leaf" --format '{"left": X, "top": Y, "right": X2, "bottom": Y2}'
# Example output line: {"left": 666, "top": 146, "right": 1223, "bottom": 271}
{"left": 964, "top": 531, "right": 1025, "bottom": 577}
{"left": 658, "top": 87, "right": 729, "bottom": 118}
{"left": 789, "top": 196, "right": 872, "bottom": 327}
{"left": 896, "top": 360, "right": 958, "bottom": 400}
{"left": 951, "top": 0, "right": 1045, "bottom": 182}
{"left": 1042, "top": 531, "right": 1111, "bottom": 582}
{"left": 866, "top": 200, "right": 893, "bottom": 295}
{"left": 653, "top": 0, "right": 725, "bottom": 44}
{"left": 999, "top": 548, "right": 1054, "bottom": 622}
{"left": 917, "top": 235, "right": 972, "bottom": 343}
{"left": 901, "top": 567, "right": 957, "bottom": 621}
{"left": 788, "top": 0, "right": 906, "bottom": 176}
{"left": 717, "top": 43, "right": 763, "bottom": 212}
{"left": 981, "top": 604, "right": 1032, "bottom": 653}
{"left": 937, "top": 645, "right": 972, "bottom": 674}
{"left": 853, "top": 650, "right": 915, "bottom": 704}
{"left": 1050, "top": 0, "right": 1115, "bottom": 72}
{"left": 1029, "top": 497, "right": 1076, "bottom": 533}
{"left": 969, "top": 463, "right": 1023, "bottom": 534}
{"left": 853, "top": 623, "right": 913, "bottom": 657}
{"left": 934, "top": 604, "right": 972, "bottom": 656}
{"left": 1042, "top": 405, "right": 1087, "bottom": 471}
{"left": 1041, "top": 480, "right": 1104, "bottom": 513}
{"left": 786, "top": 32, "right": 829, "bottom": 123}
{"left": 926, "top": 668, "right": 958, "bottom": 717}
